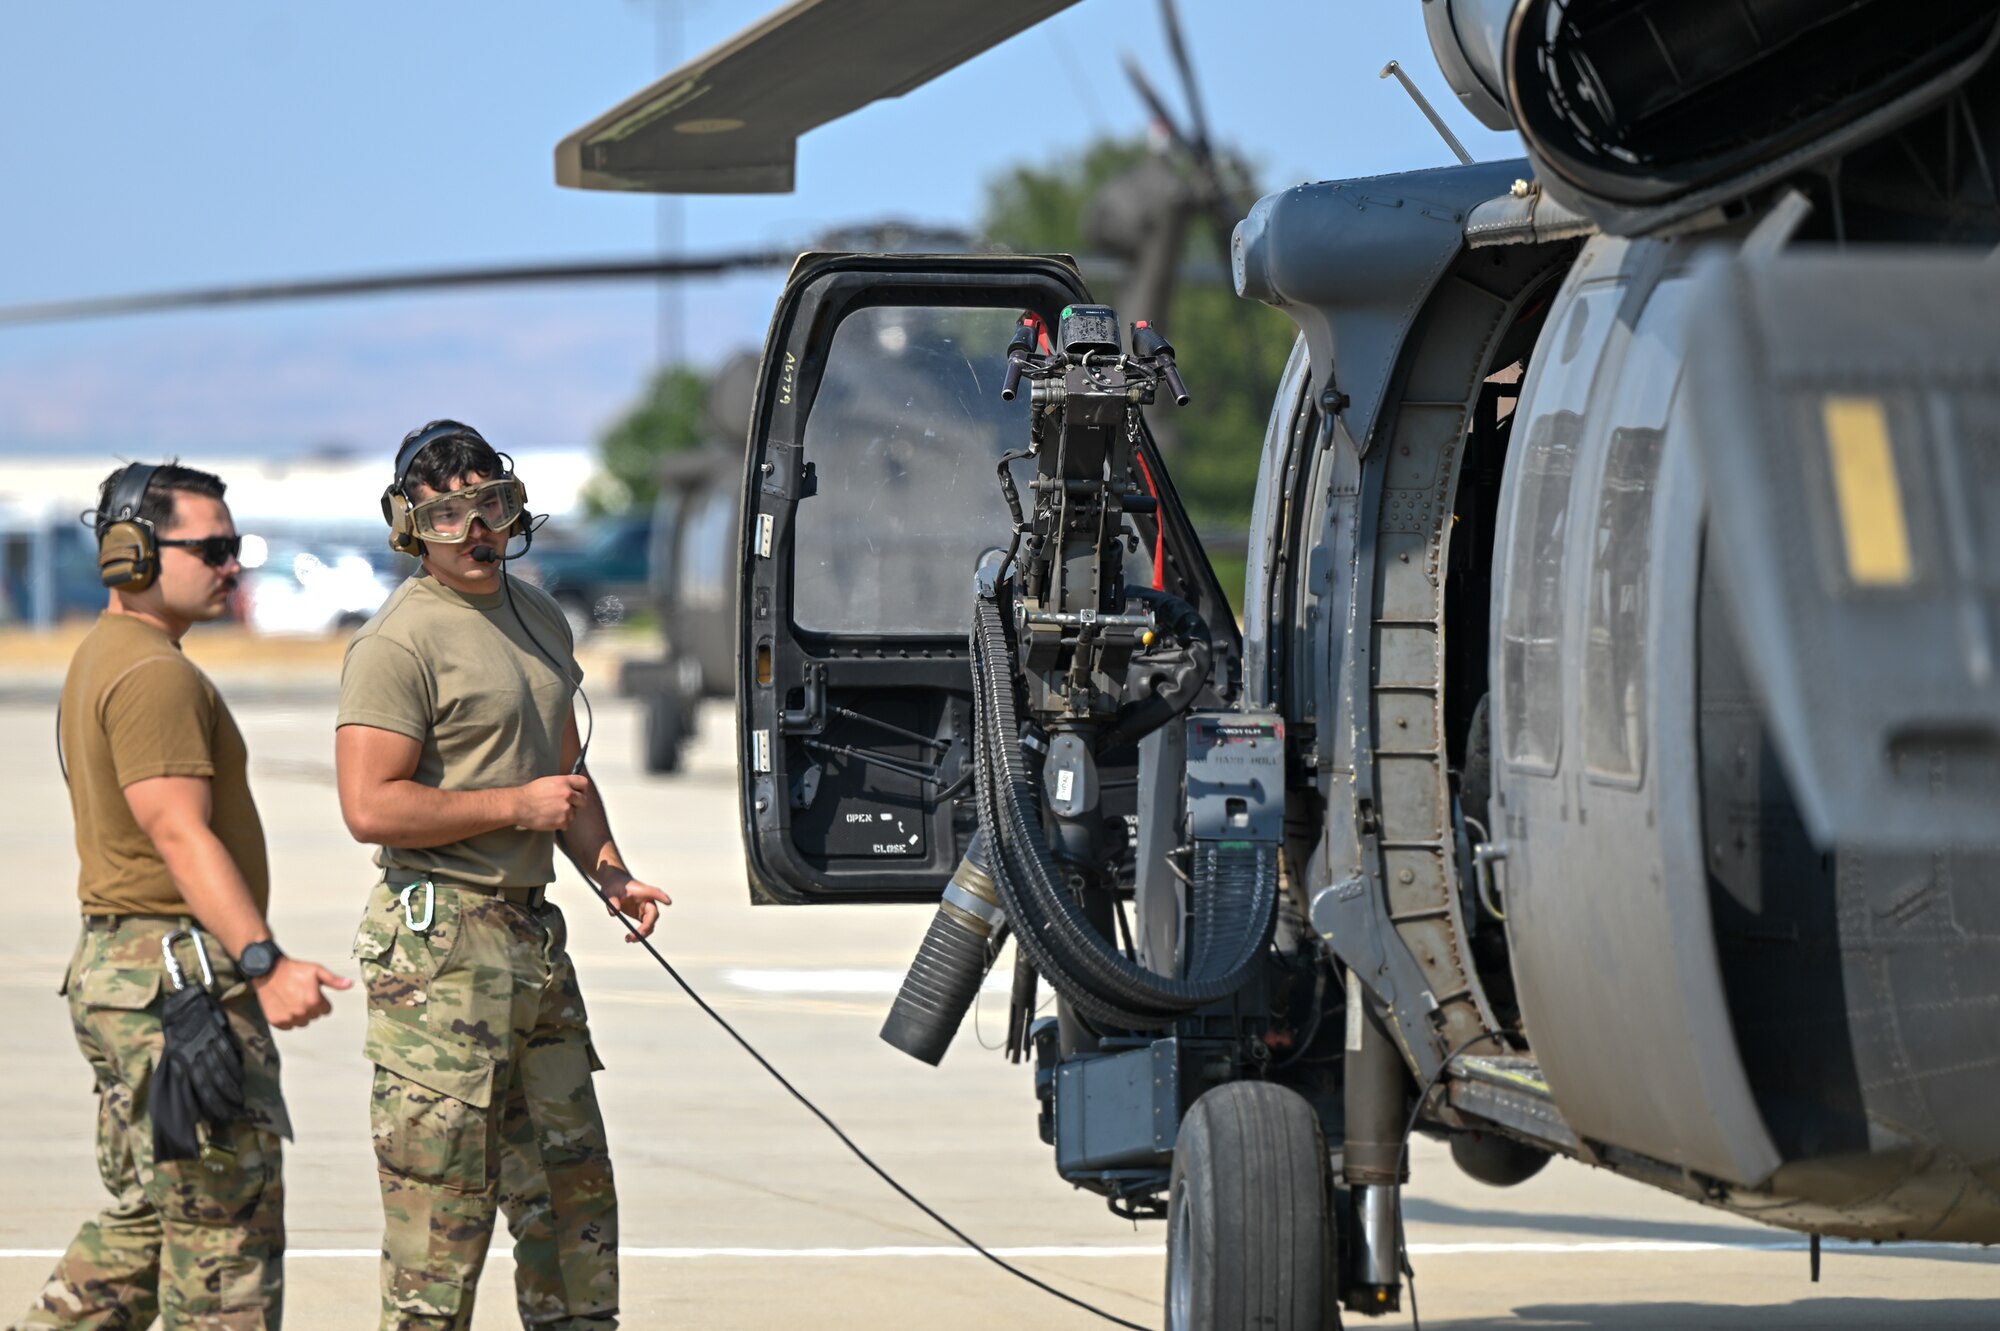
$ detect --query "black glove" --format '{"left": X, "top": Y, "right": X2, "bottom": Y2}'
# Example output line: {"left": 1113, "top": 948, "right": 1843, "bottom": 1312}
{"left": 150, "top": 984, "right": 247, "bottom": 1162}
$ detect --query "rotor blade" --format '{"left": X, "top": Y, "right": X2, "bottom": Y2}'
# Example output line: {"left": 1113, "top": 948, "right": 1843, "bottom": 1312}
{"left": 557, "top": 0, "right": 1083, "bottom": 195}
{"left": 1158, "top": 0, "right": 1213, "bottom": 162}
{"left": 1121, "top": 55, "right": 1196, "bottom": 156}
{"left": 0, "top": 253, "right": 793, "bottom": 329}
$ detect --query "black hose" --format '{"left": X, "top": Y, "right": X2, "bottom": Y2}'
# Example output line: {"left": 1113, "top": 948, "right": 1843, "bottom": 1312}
{"left": 880, "top": 835, "right": 1008, "bottom": 1066}
{"left": 969, "top": 587, "right": 1277, "bottom": 1031}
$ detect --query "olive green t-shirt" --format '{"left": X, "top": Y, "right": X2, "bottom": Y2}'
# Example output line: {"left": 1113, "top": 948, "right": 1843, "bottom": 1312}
{"left": 62, "top": 613, "right": 270, "bottom": 916}
{"left": 337, "top": 574, "right": 580, "bottom": 889}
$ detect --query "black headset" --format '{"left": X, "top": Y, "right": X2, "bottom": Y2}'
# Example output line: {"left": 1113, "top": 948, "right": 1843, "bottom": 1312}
{"left": 95, "top": 463, "right": 162, "bottom": 591}
{"left": 380, "top": 420, "right": 531, "bottom": 555}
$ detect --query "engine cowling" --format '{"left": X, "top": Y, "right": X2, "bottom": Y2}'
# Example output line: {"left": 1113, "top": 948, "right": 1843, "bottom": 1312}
{"left": 1425, "top": 0, "right": 2000, "bottom": 234}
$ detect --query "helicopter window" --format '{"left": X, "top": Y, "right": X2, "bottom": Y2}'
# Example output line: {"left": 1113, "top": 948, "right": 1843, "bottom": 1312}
{"left": 1584, "top": 426, "right": 1665, "bottom": 782}
{"left": 1584, "top": 278, "right": 1690, "bottom": 784}
{"left": 1502, "top": 283, "right": 1617, "bottom": 774}
{"left": 793, "top": 305, "right": 1033, "bottom": 636}
{"left": 1501, "top": 411, "right": 1581, "bottom": 772}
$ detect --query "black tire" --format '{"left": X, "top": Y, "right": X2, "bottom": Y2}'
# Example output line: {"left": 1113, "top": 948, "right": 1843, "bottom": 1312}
{"left": 1166, "top": 1082, "right": 1337, "bottom": 1331}
{"left": 643, "top": 694, "right": 685, "bottom": 774}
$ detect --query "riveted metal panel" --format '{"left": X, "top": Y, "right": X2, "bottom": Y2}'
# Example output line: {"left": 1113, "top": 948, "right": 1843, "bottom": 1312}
{"left": 1376, "top": 625, "right": 1440, "bottom": 690}
{"left": 1374, "top": 691, "right": 1440, "bottom": 754}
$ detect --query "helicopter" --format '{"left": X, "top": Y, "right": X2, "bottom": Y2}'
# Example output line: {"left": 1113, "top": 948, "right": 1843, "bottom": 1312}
{"left": 556, "top": 0, "right": 2000, "bottom": 1326}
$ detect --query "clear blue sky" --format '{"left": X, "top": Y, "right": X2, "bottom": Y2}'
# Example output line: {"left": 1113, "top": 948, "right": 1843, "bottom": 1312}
{"left": 0, "top": 1, "right": 1521, "bottom": 460}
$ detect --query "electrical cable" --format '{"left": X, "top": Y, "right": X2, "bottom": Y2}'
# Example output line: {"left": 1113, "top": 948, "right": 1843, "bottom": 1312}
{"left": 1393, "top": 1031, "right": 1497, "bottom": 1331}
{"left": 562, "top": 860, "right": 1153, "bottom": 1331}
{"left": 498, "top": 555, "right": 593, "bottom": 773}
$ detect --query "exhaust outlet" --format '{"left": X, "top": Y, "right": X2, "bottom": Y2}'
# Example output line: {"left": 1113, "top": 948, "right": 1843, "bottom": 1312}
{"left": 880, "top": 834, "right": 1006, "bottom": 1066}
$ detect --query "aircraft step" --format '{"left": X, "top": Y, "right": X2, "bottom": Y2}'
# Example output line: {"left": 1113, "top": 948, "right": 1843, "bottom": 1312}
{"left": 1443, "top": 1053, "right": 1579, "bottom": 1153}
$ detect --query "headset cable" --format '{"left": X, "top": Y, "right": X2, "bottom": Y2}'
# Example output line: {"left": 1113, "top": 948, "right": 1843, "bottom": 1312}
{"left": 562, "top": 852, "right": 1153, "bottom": 1331}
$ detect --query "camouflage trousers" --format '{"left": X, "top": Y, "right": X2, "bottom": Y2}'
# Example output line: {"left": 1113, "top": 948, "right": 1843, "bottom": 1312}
{"left": 355, "top": 879, "right": 617, "bottom": 1330}
{"left": 14, "top": 916, "right": 290, "bottom": 1331}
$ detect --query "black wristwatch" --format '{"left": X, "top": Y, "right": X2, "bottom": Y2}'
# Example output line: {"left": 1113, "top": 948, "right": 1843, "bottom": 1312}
{"left": 237, "top": 938, "right": 284, "bottom": 980}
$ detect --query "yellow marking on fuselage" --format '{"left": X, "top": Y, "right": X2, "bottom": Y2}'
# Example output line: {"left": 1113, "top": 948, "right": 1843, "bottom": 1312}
{"left": 1823, "top": 396, "right": 1915, "bottom": 588}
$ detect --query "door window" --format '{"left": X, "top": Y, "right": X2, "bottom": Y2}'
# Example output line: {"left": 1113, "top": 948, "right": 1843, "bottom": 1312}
{"left": 793, "top": 306, "right": 1031, "bottom": 635}
{"left": 1501, "top": 284, "right": 1617, "bottom": 773}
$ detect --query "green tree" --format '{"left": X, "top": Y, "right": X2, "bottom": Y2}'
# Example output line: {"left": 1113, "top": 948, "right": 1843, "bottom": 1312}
{"left": 591, "top": 363, "right": 708, "bottom": 513}
{"left": 980, "top": 136, "right": 1297, "bottom": 560}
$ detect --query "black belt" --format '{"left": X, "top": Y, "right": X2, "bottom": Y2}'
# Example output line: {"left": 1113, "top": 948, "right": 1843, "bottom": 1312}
{"left": 83, "top": 912, "right": 191, "bottom": 931}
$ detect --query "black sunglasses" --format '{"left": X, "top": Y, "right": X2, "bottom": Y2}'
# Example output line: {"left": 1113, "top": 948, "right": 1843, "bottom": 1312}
{"left": 157, "top": 535, "right": 243, "bottom": 568}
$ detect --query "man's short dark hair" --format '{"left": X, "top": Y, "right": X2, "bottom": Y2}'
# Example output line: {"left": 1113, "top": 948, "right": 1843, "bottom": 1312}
{"left": 95, "top": 462, "right": 227, "bottom": 535}
{"left": 401, "top": 421, "right": 504, "bottom": 496}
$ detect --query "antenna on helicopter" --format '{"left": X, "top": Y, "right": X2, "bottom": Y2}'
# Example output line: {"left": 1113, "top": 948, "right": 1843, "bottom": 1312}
{"left": 1380, "top": 60, "right": 1474, "bottom": 167}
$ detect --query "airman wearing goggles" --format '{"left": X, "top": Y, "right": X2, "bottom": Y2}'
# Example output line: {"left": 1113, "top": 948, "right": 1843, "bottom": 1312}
{"left": 341, "top": 420, "right": 668, "bottom": 1328}
{"left": 403, "top": 476, "right": 527, "bottom": 546}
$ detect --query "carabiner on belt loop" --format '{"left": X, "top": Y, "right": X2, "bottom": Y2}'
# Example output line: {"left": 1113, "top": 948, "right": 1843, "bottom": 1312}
{"left": 160, "top": 927, "right": 216, "bottom": 992}
{"left": 400, "top": 878, "right": 436, "bottom": 933}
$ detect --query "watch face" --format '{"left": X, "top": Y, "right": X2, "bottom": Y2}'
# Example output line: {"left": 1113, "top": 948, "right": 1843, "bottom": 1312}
{"left": 239, "top": 940, "right": 281, "bottom": 978}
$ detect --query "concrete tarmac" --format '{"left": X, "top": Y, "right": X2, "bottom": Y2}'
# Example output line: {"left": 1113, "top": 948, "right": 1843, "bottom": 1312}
{"left": 1, "top": 655, "right": 1994, "bottom": 1328}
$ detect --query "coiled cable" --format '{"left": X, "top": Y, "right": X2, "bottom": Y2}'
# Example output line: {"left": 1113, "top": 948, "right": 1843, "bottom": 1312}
{"left": 969, "top": 587, "right": 1276, "bottom": 1031}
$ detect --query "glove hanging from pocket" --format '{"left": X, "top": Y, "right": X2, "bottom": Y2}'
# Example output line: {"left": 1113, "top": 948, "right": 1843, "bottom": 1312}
{"left": 150, "top": 929, "right": 248, "bottom": 1162}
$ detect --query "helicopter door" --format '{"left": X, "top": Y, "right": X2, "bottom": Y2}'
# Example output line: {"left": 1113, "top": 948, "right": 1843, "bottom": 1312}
{"left": 736, "top": 254, "right": 1237, "bottom": 905}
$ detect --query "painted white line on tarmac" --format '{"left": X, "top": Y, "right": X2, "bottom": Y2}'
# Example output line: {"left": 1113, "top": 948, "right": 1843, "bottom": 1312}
{"left": 723, "top": 968, "right": 1011, "bottom": 995}
{"left": 1, "top": 1241, "right": 1989, "bottom": 1260}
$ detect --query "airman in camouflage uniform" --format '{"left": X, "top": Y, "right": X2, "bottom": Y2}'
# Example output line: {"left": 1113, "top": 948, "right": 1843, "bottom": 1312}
{"left": 336, "top": 424, "right": 669, "bottom": 1330}
{"left": 18, "top": 463, "right": 348, "bottom": 1331}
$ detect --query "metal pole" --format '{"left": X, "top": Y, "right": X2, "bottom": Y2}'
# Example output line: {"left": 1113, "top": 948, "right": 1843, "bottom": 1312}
{"left": 1381, "top": 60, "right": 1474, "bottom": 167}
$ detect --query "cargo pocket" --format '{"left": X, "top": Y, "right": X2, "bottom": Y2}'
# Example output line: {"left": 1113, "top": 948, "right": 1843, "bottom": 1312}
{"left": 355, "top": 882, "right": 461, "bottom": 1016}
{"left": 75, "top": 963, "right": 164, "bottom": 1013}
{"left": 364, "top": 1011, "right": 496, "bottom": 1194}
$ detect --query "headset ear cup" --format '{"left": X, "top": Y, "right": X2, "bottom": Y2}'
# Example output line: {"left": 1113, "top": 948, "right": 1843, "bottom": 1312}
{"left": 382, "top": 490, "right": 420, "bottom": 554}
{"left": 99, "top": 521, "right": 157, "bottom": 592}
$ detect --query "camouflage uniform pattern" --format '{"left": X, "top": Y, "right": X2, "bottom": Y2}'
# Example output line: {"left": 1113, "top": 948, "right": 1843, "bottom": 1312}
{"left": 355, "top": 879, "right": 616, "bottom": 1330}
{"left": 15, "top": 916, "right": 290, "bottom": 1331}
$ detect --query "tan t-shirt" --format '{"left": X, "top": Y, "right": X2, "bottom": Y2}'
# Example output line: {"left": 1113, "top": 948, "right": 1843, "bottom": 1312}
{"left": 337, "top": 574, "right": 580, "bottom": 888}
{"left": 61, "top": 614, "right": 270, "bottom": 916}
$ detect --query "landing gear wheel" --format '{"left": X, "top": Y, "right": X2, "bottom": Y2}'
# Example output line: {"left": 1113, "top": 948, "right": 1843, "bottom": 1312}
{"left": 1165, "top": 1082, "right": 1337, "bottom": 1331}
{"left": 643, "top": 693, "right": 686, "bottom": 774}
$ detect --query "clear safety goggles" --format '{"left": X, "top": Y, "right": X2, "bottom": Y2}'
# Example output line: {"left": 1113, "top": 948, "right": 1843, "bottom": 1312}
{"left": 407, "top": 477, "right": 526, "bottom": 544}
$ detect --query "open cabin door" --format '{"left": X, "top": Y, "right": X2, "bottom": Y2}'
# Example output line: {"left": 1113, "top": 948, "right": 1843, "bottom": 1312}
{"left": 736, "top": 254, "right": 1239, "bottom": 904}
